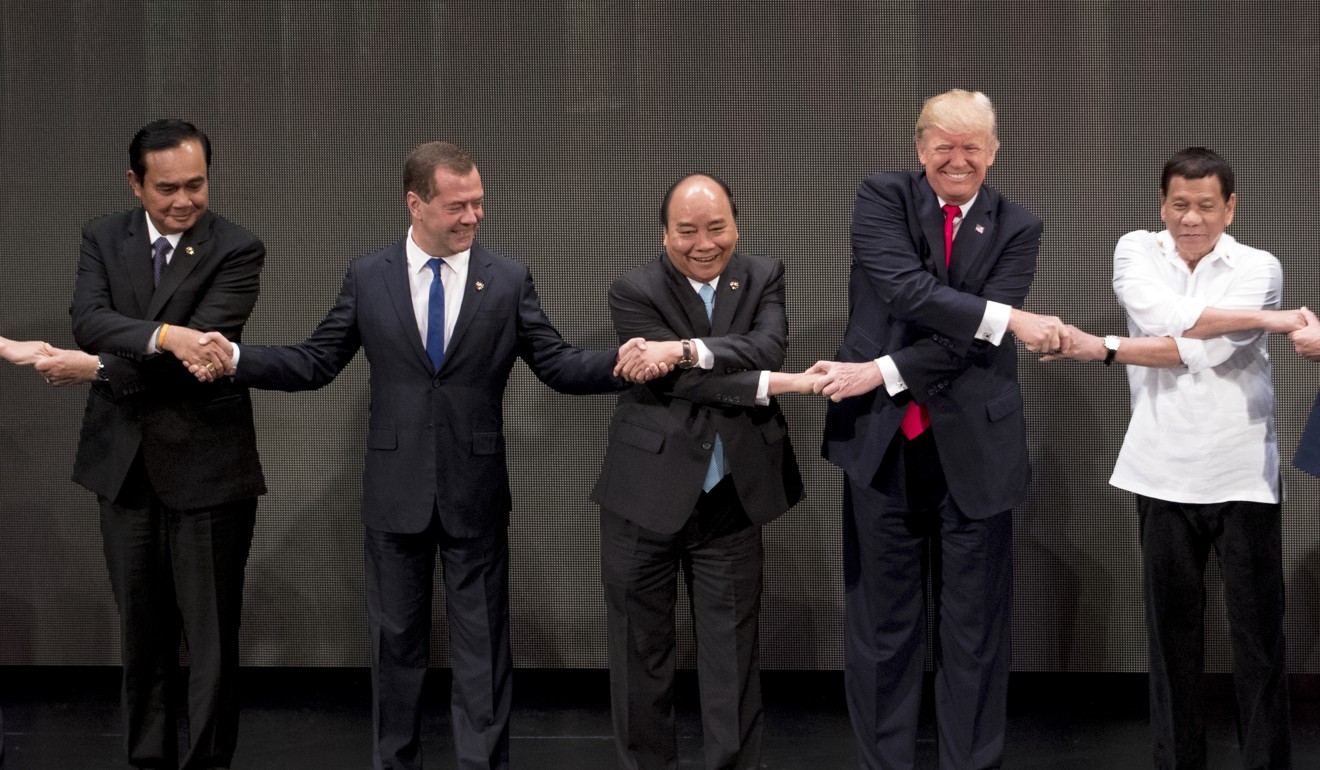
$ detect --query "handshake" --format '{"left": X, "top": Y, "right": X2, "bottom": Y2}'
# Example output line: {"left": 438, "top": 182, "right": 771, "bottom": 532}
{"left": 610, "top": 338, "right": 891, "bottom": 401}
{"left": 155, "top": 326, "right": 235, "bottom": 383}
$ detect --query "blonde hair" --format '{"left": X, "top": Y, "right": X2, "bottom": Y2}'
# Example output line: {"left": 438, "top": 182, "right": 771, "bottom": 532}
{"left": 914, "top": 89, "right": 999, "bottom": 150}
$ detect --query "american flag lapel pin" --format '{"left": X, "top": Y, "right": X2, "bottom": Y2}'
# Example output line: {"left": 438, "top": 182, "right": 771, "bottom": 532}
{"left": 975, "top": 224, "right": 985, "bottom": 234}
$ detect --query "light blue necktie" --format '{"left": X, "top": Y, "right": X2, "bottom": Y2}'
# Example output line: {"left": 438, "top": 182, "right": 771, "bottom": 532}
{"left": 700, "top": 283, "right": 725, "bottom": 492}
{"left": 425, "top": 258, "right": 446, "bottom": 371}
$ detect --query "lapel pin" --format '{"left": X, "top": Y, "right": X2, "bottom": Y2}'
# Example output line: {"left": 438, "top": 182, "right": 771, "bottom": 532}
{"left": 185, "top": 246, "right": 195, "bottom": 255}
{"left": 475, "top": 281, "right": 485, "bottom": 291}
{"left": 729, "top": 281, "right": 740, "bottom": 290}
{"left": 975, "top": 225, "right": 984, "bottom": 234}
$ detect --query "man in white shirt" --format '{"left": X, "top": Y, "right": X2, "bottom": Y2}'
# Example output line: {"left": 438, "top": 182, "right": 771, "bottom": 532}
{"left": 1046, "top": 147, "right": 1300, "bottom": 770}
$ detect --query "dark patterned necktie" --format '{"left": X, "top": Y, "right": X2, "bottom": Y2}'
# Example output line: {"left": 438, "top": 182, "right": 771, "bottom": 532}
{"left": 152, "top": 237, "right": 171, "bottom": 287}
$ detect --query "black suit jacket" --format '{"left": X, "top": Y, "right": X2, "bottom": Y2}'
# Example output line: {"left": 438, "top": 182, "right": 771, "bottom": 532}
{"left": 591, "top": 251, "right": 803, "bottom": 534}
{"left": 70, "top": 208, "right": 267, "bottom": 510}
{"left": 822, "top": 172, "right": 1042, "bottom": 518}
{"left": 236, "top": 238, "right": 620, "bottom": 537}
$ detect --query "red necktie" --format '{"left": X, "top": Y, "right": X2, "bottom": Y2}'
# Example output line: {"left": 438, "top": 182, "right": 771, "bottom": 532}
{"left": 899, "top": 203, "right": 962, "bottom": 440}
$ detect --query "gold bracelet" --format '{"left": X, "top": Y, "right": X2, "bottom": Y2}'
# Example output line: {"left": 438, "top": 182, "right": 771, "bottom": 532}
{"left": 157, "top": 323, "right": 170, "bottom": 350}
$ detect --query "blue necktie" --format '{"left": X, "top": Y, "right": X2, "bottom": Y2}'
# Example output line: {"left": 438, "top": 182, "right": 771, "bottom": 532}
{"left": 425, "top": 258, "right": 446, "bottom": 372}
{"left": 700, "top": 283, "right": 725, "bottom": 492}
{"left": 151, "top": 237, "right": 171, "bottom": 287}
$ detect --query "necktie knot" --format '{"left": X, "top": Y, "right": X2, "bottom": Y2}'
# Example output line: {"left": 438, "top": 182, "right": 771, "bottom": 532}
{"left": 151, "top": 237, "right": 171, "bottom": 286}
{"left": 942, "top": 203, "right": 961, "bottom": 222}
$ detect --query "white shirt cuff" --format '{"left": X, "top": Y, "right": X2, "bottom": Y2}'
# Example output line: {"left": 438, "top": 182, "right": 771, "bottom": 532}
{"left": 980, "top": 301, "right": 1010, "bottom": 345}
{"left": 756, "top": 370, "right": 770, "bottom": 405}
{"left": 694, "top": 339, "right": 714, "bottom": 369}
{"left": 230, "top": 343, "right": 242, "bottom": 369}
{"left": 878, "top": 356, "right": 906, "bottom": 396}
{"left": 148, "top": 326, "right": 162, "bottom": 354}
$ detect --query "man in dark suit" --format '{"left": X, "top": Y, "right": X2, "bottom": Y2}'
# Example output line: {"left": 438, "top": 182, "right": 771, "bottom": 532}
{"left": 811, "top": 90, "right": 1061, "bottom": 770}
{"left": 69, "top": 119, "right": 266, "bottom": 770}
{"left": 594, "top": 174, "right": 810, "bottom": 769}
{"left": 195, "top": 141, "right": 648, "bottom": 770}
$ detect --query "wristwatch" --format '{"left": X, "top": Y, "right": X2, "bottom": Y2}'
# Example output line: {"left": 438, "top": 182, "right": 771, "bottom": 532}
{"left": 1103, "top": 335, "right": 1120, "bottom": 366}
{"left": 677, "top": 339, "right": 696, "bottom": 369}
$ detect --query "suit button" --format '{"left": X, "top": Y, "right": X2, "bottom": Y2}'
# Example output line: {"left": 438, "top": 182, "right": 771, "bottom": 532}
{"left": 432, "top": 379, "right": 441, "bottom": 388}
{"left": 702, "top": 442, "right": 712, "bottom": 450}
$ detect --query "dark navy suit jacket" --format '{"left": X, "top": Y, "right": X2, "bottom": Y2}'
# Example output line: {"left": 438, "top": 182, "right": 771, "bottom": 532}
{"left": 822, "top": 171, "right": 1042, "bottom": 518}
{"left": 237, "top": 238, "right": 619, "bottom": 536}
{"left": 1296, "top": 392, "right": 1320, "bottom": 478}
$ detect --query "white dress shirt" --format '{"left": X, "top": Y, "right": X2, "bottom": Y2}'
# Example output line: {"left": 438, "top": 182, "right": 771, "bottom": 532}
{"left": 877, "top": 193, "right": 1011, "bottom": 395}
{"left": 1109, "top": 229, "right": 1281, "bottom": 504}
{"left": 405, "top": 226, "right": 469, "bottom": 350}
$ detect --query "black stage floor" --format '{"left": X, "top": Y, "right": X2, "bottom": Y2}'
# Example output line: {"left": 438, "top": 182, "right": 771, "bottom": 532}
{"left": 2, "top": 668, "right": 1317, "bottom": 768}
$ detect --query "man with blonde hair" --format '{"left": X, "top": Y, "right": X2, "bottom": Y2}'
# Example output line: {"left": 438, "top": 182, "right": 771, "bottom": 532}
{"left": 813, "top": 89, "right": 1057, "bottom": 769}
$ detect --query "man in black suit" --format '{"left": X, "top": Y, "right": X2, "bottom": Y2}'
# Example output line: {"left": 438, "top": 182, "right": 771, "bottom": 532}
{"left": 195, "top": 142, "right": 650, "bottom": 770}
{"left": 69, "top": 119, "right": 266, "bottom": 770}
{"left": 594, "top": 173, "right": 811, "bottom": 769}
{"left": 811, "top": 90, "right": 1062, "bottom": 770}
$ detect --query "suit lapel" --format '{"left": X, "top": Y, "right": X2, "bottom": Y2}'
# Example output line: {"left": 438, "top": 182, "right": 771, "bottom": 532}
{"left": 711, "top": 253, "right": 748, "bottom": 336}
{"left": 950, "top": 187, "right": 998, "bottom": 289}
{"left": 380, "top": 240, "right": 434, "bottom": 373}
{"left": 119, "top": 211, "right": 154, "bottom": 315}
{"left": 146, "top": 211, "right": 213, "bottom": 320}
{"left": 915, "top": 176, "right": 950, "bottom": 283}
{"left": 444, "top": 242, "right": 492, "bottom": 366}
{"left": 660, "top": 255, "right": 710, "bottom": 336}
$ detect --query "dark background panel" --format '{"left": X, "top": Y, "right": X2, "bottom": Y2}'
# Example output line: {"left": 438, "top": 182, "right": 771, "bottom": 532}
{"left": 1, "top": 0, "right": 1317, "bottom": 673}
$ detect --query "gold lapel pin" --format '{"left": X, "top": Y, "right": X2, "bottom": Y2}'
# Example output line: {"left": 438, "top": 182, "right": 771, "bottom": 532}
{"left": 729, "top": 281, "right": 740, "bottom": 290}
{"left": 475, "top": 281, "right": 485, "bottom": 291}
{"left": 185, "top": 246, "right": 195, "bottom": 255}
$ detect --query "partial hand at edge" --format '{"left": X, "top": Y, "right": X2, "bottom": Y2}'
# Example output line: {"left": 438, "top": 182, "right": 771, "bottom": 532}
{"left": 1291, "top": 307, "right": 1320, "bottom": 362}
{"left": 0, "top": 337, "right": 57, "bottom": 366}
{"left": 33, "top": 348, "right": 99, "bottom": 385}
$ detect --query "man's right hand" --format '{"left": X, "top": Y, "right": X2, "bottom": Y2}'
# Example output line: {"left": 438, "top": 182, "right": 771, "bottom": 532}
{"left": 170, "top": 330, "right": 234, "bottom": 382}
{"left": 1008, "top": 308, "right": 1069, "bottom": 354}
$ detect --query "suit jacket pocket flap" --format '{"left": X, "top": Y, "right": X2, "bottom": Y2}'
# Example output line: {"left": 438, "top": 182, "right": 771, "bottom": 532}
{"left": 985, "top": 390, "right": 1023, "bottom": 423}
{"left": 367, "top": 428, "right": 397, "bottom": 450}
{"left": 615, "top": 419, "right": 664, "bottom": 454}
{"left": 472, "top": 432, "right": 503, "bottom": 455}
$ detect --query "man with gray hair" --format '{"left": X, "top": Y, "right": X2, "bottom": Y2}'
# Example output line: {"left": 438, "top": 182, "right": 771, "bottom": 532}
{"left": 812, "top": 89, "right": 1056, "bottom": 769}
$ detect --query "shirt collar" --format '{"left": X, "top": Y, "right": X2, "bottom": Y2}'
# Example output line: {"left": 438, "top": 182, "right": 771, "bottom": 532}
{"left": 144, "top": 213, "right": 182, "bottom": 249}
{"left": 936, "top": 192, "right": 978, "bottom": 218}
{"left": 686, "top": 275, "right": 720, "bottom": 294}
{"left": 1156, "top": 230, "right": 1238, "bottom": 269}
{"left": 406, "top": 225, "right": 471, "bottom": 275}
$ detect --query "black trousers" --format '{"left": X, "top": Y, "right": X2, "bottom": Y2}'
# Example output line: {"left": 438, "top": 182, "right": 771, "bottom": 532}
{"left": 363, "top": 512, "right": 511, "bottom": 770}
{"left": 843, "top": 431, "right": 1013, "bottom": 770}
{"left": 1138, "top": 495, "right": 1291, "bottom": 770}
{"left": 99, "top": 461, "right": 256, "bottom": 770}
{"left": 601, "top": 478, "right": 764, "bottom": 770}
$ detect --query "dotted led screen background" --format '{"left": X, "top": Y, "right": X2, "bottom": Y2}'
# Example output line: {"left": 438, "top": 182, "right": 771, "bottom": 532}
{"left": 2, "top": 1, "right": 1318, "bottom": 673}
